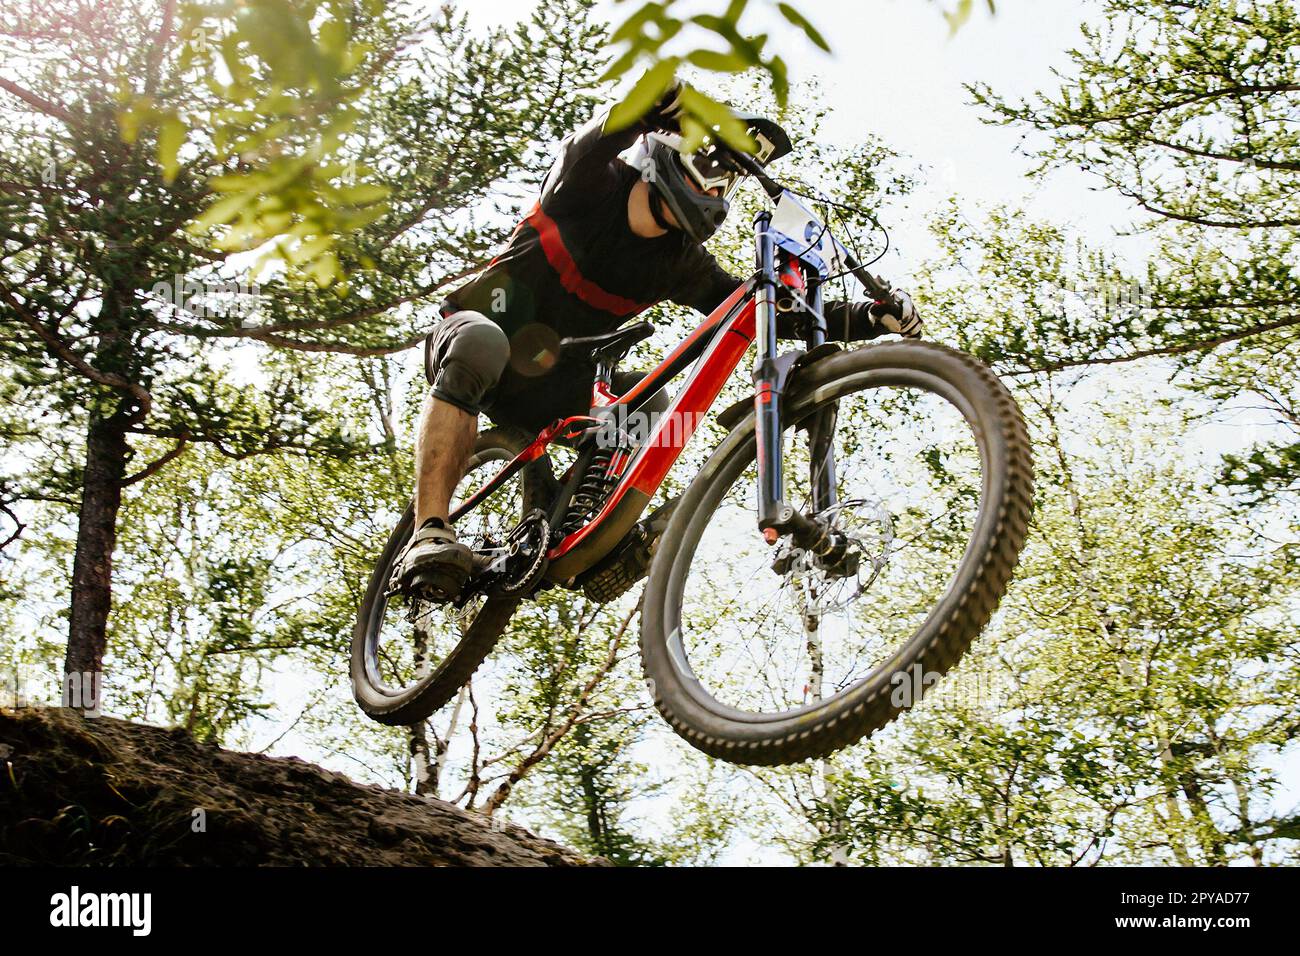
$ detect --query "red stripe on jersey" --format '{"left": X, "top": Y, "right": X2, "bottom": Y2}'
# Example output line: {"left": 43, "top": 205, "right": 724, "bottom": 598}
{"left": 525, "top": 202, "right": 649, "bottom": 318}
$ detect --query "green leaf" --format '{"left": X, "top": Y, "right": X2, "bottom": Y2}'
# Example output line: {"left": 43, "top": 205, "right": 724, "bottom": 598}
{"left": 609, "top": 2, "right": 665, "bottom": 44}
{"left": 685, "top": 50, "right": 750, "bottom": 73}
{"left": 157, "top": 115, "right": 187, "bottom": 183}
{"left": 308, "top": 249, "right": 341, "bottom": 287}
{"left": 677, "top": 115, "right": 710, "bottom": 153}
{"left": 341, "top": 40, "right": 371, "bottom": 73}
{"left": 768, "top": 54, "right": 789, "bottom": 107}
{"left": 116, "top": 99, "right": 154, "bottom": 144}
{"left": 287, "top": 234, "right": 333, "bottom": 265}
{"left": 329, "top": 182, "right": 390, "bottom": 206}
{"left": 319, "top": 18, "right": 348, "bottom": 60}
{"left": 220, "top": 34, "right": 251, "bottom": 86}
{"left": 680, "top": 87, "right": 756, "bottom": 152}
{"left": 724, "top": 0, "right": 749, "bottom": 22}
{"left": 942, "top": 0, "right": 995, "bottom": 35}
{"left": 192, "top": 191, "right": 255, "bottom": 231}
{"left": 689, "top": 14, "right": 751, "bottom": 57}
{"left": 606, "top": 58, "right": 679, "bottom": 131}
{"left": 776, "top": 3, "right": 831, "bottom": 53}
{"left": 599, "top": 45, "right": 642, "bottom": 84}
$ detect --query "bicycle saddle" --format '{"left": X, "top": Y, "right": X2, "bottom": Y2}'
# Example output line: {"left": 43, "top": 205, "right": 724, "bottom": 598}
{"left": 559, "top": 322, "right": 654, "bottom": 364}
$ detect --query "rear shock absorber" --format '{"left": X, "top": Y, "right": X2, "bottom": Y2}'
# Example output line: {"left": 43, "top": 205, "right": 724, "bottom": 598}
{"left": 560, "top": 446, "right": 616, "bottom": 536}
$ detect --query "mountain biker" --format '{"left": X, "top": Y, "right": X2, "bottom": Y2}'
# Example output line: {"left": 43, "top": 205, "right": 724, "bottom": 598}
{"left": 398, "top": 83, "right": 922, "bottom": 598}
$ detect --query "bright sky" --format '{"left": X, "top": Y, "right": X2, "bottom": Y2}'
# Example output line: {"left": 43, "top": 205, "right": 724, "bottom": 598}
{"left": 465, "top": 0, "right": 1142, "bottom": 260}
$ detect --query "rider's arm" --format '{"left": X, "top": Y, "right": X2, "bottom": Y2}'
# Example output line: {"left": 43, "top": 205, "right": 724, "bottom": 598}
{"left": 813, "top": 301, "right": 894, "bottom": 342}
{"left": 672, "top": 250, "right": 892, "bottom": 342}
{"left": 540, "top": 85, "right": 687, "bottom": 212}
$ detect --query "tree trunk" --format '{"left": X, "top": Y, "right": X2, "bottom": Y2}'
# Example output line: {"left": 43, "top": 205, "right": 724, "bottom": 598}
{"left": 1153, "top": 723, "right": 1195, "bottom": 866}
{"left": 409, "top": 720, "right": 436, "bottom": 797}
{"left": 63, "top": 409, "right": 129, "bottom": 710}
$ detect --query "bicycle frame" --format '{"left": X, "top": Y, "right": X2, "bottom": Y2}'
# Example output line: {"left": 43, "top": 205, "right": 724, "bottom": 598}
{"left": 449, "top": 207, "right": 838, "bottom": 586}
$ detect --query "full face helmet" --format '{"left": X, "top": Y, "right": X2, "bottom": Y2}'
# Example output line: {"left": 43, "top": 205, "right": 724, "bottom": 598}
{"left": 633, "top": 116, "right": 791, "bottom": 243}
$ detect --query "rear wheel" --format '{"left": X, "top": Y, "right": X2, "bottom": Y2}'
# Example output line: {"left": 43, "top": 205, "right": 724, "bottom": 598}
{"left": 640, "top": 341, "right": 1034, "bottom": 765}
{"left": 351, "top": 428, "right": 542, "bottom": 726}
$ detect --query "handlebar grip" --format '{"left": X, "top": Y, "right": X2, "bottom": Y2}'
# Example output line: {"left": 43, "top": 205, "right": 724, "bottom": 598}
{"left": 841, "top": 250, "right": 892, "bottom": 301}
{"left": 722, "top": 143, "right": 783, "bottom": 200}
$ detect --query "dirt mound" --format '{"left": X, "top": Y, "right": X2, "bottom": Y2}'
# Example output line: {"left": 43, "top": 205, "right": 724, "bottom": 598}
{"left": 0, "top": 707, "right": 600, "bottom": 866}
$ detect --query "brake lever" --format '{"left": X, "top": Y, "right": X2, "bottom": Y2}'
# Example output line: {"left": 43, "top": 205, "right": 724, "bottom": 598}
{"left": 842, "top": 251, "right": 892, "bottom": 302}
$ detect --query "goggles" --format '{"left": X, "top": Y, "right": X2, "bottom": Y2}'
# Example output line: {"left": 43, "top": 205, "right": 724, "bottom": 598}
{"left": 655, "top": 130, "right": 780, "bottom": 200}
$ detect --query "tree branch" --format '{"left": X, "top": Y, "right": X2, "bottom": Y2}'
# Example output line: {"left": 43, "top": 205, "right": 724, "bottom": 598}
{"left": 481, "top": 605, "right": 639, "bottom": 817}
{"left": 1137, "top": 133, "right": 1300, "bottom": 173}
{"left": 0, "top": 76, "right": 74, "bottom": 124}
{"left": 0, "top": 282, "right": 153, "bottom": 421}
{"left": 145, "top": 0, "right": 178, "bottom": 95}
{"left": 0, "top": 500, "right": 25, "bottom": 552}
{"left": 144, "top": 261, "right": 482, "bottom": 349}
{"left": 227, "top": 329, "right": 427, "bottom": 356}
{"left": 1106, "top": 173, "right": 1298, "bottom": 229}
{"left": 1031, "top": 83, "right": 1300, "bottom": 132}
{"left": 1005, "top": 315, "right": 1300, "bottom": 377}
{"left": 122, "top": 433, "right": 190, "bottom": 486}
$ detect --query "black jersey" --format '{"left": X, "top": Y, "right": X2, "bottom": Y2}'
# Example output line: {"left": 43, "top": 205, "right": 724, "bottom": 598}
{"left": 443, "top": 105, "right": 881, "bottom": 419}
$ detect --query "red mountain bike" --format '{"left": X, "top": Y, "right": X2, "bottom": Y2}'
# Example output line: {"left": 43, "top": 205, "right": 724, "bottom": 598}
{"left": 352, "top": 143, "right": 1034, "bottom": 766}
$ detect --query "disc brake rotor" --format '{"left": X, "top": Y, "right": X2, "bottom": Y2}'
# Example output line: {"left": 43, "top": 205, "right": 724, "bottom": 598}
{"left": 774, "top": 498, "right": 895, "bottom": 617}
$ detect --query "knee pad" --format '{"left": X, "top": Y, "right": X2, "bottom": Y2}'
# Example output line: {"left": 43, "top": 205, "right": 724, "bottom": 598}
{"left": 425, "top": 312, "right": 509, "bottom": 414}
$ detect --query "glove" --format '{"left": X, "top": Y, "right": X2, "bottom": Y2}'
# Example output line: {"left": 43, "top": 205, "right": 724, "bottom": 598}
{"left": 868, "top": 288, "right": 922, "bottom": 339}
{"left": 647, "top": 79, "right": 687, "bottom": 131}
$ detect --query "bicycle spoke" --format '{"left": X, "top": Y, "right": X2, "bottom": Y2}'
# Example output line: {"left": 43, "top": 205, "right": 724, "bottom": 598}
{"left": 674, "top": 384, "right": 984, "bottom": 716}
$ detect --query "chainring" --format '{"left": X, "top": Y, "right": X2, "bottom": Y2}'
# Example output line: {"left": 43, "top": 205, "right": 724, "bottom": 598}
{"left": 483, "top": 509, "right": 550, "bottom": 599}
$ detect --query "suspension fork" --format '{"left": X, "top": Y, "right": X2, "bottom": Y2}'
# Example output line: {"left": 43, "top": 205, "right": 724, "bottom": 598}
{"left": 753, "top": 214, "right": 839, "bottom": 545}
{"left": 802, "top": 277, "right": 839, "bottom": 515}
{"left": 753, "top": 211, "right": 787, "bottom": 534}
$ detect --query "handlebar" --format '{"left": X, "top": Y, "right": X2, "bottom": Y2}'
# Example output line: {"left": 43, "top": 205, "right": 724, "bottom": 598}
{"left": 840, "top": 249, "right": 892, "bottom": 302}
{"left": 724, "top": 143, "right": 783, "bottom": 200}
{"left": 721, "top": 142, "right": 893, "bottom": 302}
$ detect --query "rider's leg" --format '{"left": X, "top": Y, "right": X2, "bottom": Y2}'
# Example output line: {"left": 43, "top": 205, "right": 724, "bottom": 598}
{"left": 414, "top": 394, "right": 476, "bottom": 527}
{"left": 399, "top": 311, "right": 510, "bottom": 596}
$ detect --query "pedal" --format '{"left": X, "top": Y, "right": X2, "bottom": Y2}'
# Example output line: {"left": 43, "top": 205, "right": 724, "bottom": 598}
{"left": 408, "top": 567, "right": 467, "bottom": 603}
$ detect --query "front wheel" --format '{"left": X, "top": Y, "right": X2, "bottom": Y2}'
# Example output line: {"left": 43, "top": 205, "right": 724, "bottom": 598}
{"left": 640, "top": 341, "right": 1034, "bottom": 765}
